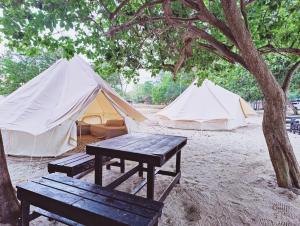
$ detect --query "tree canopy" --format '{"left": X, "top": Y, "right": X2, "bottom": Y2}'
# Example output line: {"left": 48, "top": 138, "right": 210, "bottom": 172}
{"left": 1, "top": 1, "right": 299, "bottom": 101}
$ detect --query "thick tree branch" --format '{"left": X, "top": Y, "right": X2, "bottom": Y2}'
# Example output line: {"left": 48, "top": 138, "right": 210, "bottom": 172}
{"left": 110, "top": 0, "right": 130, "bottom": 19}
{"left": 282, "top": 60, "right": 300, "bottom": 93}
{"left": 240, "top": 0, "right": 249, "bottom": 30}
{"left": 108, "top": 16, "right": 164, "bottom": 36}
{"left": 259, "top": 44, "right": 300, "bottom": 57}
{"left": 193, "top": 0, "right": 239, "bottom": 47}
{"left": 173, "top": 36, "right": 193, "bottom": 75}
{"left": 186, "top": 25, "right": 247, "bottom": 68}
{"left": 163, "top": 0, "right": 247, "bottom": 71}
{"left": 108, "top": 0, "right": 164, "bottom": 35}
{"left": 220, "top": 0, "right": 281, "bottom": 98}
{"left": 197, "top": 43, "right": 235, "bottom": 64}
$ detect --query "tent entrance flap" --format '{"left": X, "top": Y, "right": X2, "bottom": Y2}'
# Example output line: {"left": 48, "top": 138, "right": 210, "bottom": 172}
{"left": 80, "top": 90, "right": 123, "bottom": 124}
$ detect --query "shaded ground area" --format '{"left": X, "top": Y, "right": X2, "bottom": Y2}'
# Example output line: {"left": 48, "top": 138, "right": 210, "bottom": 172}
{"left": 7, "top": 105, "right": 300, "bottom": 226}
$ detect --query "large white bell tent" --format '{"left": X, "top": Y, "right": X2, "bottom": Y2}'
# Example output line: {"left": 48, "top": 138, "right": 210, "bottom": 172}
{"left": 157, "top": 79, "right": 256, "bottom": 130}
{"left": 0, "top": 56, "right": 146, "bottom": 157}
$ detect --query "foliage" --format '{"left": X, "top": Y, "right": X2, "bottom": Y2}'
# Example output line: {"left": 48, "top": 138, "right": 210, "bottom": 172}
{"left": 152, "top": 72, "right": 190, "bottom": 104}
{"left": 128, "top": 71, "right": 192, "bottom": 104}
{"left": 128, "top": 81, "right": 154, "bottom": 103}
{"left": 0, "top": 1, "right": 299, "bottom": 101}
{"left": 0, "top": 51, "right": 61, "bottom": 95}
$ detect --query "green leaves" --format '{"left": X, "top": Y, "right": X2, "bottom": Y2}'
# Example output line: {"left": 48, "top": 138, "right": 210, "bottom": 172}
{"left": 0, "top": 51, "right": 61, "bottom": 95}
{"left": 0, "top": 0, "right": 299, "bottom": 96}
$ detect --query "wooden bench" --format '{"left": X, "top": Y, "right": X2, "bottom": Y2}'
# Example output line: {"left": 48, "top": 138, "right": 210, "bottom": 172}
{"left": 17, "top": 173, "right": 164, "bottom": 226}
{"left": 48, "top": 153, "right": 125, "bottom": 178}
{"left": 291, "top": 121, "right": 300, "bottom": 134}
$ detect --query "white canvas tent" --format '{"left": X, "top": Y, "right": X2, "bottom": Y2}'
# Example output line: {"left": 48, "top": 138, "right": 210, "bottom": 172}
{"left": 157, "top": 79, "right": 256, "bottom": 130}
{"left": 0, "top": 56, "right": 146, "bottom": 157}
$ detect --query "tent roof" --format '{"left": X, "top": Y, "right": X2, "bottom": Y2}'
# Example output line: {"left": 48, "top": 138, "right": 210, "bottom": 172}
{"left": 0, "top": 56, "right": 146, "bottom": 135}
{"left": 157, "top": 79, "right": 255, "bottom": 122}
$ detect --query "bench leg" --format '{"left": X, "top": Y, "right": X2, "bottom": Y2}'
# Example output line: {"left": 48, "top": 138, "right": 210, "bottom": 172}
{"left": 176, "top": 151, "right": 181, "bottom": 184}
{"left": 138, "top": 162, "right": 143, "bottom": 177}
{"left": 147, "top": 164, "right": 155, "bottom": 200}
{"left": 20, "top": 200, "right": 30, "bottom": 226}
{"left": 95, "top": 155, "right": 103, "bottom": 186}
{"left": 120, "top": 159, "right": 125, "bottom": 173}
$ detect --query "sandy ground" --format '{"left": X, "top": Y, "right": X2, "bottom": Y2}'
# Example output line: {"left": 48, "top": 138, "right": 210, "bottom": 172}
{"left": 7, "top": 105, "right": 300, "bottom": 226}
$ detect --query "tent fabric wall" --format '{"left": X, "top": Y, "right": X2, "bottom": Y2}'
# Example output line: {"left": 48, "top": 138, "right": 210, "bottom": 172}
{"left": 80, "top": 91, "right": 123, "bottom": 124}
{"left": 2, "top": 118, "right": 77, "bottom": 157}
{"left": 0, "top": 56, "right": 146, "bottom": 157}
{"left": 157, "top": 79, "right": 255, "bottom": 130}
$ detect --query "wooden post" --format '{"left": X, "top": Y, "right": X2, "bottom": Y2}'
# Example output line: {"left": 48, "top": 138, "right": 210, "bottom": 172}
{"left": 176, "top": 151, "right": 181, "bottom": 184}
{"left": 20, "top": 200, "right": 30, "bottom": 226}
{"left": 147, "top": 164, "right": 155, "bottom": 199}
{"left": 120, "top": 159, "right": 125, "bottom": 173}
{"left": 95, "top": 155, "right": 103, "bottom": 186}
{"left": 138, "top": 162, "right": 143, "bottom": 177}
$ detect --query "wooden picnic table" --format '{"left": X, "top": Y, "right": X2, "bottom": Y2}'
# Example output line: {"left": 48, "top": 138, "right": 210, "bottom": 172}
{"left": 86, "top": 133, "right": 187, "bottom": 201}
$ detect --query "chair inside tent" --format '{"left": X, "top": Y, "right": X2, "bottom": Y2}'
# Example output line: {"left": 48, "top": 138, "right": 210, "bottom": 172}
{"left": 76, "top": 90, "right": 128, "bottom": 150}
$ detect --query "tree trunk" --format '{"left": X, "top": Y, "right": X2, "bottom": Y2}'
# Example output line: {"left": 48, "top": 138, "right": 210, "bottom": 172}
{"left": 287, "top": 100, "right": 298, "bottom": 115}
{"left": 220, "top": 0, "right": 300, "bottom": 188}
{"left": 0, "top": 131, "right": 20, "bottom": 225}
{"left": 262, "top": 95, "right": 300, "bottom": 188}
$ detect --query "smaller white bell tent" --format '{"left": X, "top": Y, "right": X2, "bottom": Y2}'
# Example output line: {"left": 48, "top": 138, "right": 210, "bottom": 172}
{"left": 0, "top": 56, "right": 146, "bottom": 157}
{"left": 157, "top": 79, "right": 255, "bottom": 130}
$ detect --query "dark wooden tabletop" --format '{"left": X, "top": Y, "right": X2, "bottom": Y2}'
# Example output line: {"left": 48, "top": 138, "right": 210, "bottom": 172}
{"left": 86, "top": 133, "right": 187, "bottom": 166}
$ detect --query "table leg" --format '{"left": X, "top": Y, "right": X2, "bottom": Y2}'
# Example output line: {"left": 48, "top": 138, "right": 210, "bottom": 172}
{"left": 176, "top": 150, "right": 181, "bottom": 184}
{"left": 21, "top": 200, "right": 30, "bottom": 226}
{"left": 138, "top": 162, "right": 143, "bottom": 177}
{"left": 95, "top": 155, "right": 103, "bottom": 186}
{"left": 120, "top": 158, "right": 125, "bottom": 173}
{"left": 147, "top": 164, "right": 155, "bottom": 199}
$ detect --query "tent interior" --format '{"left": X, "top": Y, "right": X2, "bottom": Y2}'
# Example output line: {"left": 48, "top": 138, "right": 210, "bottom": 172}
{"left": 77, "top": 90, "right": 128, "bottom": 144}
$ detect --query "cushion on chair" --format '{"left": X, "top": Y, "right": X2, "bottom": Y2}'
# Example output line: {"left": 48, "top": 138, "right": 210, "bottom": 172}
{"left": 105, "top": 119, "right": 125, "bottom": 127}
{"left": 90, "top": 124, "right": 107, "bottom": 138}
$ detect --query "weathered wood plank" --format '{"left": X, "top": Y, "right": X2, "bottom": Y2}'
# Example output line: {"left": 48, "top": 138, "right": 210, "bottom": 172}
{"left": 65, "top": 155, "right": 95, "bottom": 168}
{"left": 45, "top": 174, "right": 163, "bottom": 211}
{"left": 32, "top": 178, "right": 158, "bottom": 218}
{"left": 17, "top": 175, "right": 163, "bottom": 226}
{"left": 87, "top": 133, "right": 187, "bottom": 166}
{"left": 49, "top": 153, "right": 87, "bottom": 165}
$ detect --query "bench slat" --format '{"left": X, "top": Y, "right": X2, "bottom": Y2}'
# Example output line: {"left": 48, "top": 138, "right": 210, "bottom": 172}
{"left": 65, "top": 155, "right": 95, "bottom": 168}
{"left": 17, "top": 175, "right": 162, "bottom": 226}
{"left": 33, "top": 178, "right": 158, "bottom": 218}
{"left": 45, "top": 173, "right": 162, "bottom": 212}
{"left": 49, "top": 153, "right": 87, "bottom": 165}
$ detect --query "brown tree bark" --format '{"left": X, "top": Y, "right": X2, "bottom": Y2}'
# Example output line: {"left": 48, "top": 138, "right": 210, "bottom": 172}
{"left": 0, "top": 130, "right": 20, "bottom": 225}
{"left": 221, "top": 0, "right": 300, "bottom": 188}
{"left": 263, "top": 97, "right": 300, "bottom": 188}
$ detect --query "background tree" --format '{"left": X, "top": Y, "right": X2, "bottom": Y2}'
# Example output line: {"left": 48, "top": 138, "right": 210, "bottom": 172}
{"left": 0, "top": 51, "right": 61, "bottom": 95}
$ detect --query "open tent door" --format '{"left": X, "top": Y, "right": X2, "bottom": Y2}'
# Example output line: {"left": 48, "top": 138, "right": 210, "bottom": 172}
{"left": 78, "top": 90, "right": 128, "bottom": 141}
{"left": 80, "top": 90, "right": 123, "bottom": 124}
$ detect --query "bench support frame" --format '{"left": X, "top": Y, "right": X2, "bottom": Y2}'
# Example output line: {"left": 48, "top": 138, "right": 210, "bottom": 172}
{"left": 95, "top": 150, "right": 182, "bottom": 201}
